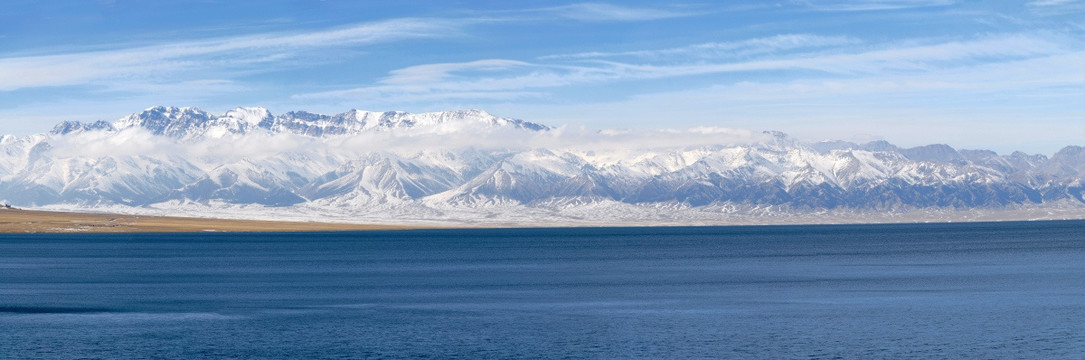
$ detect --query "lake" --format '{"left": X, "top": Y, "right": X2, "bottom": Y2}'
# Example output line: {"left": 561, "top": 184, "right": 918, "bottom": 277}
{"left": 2, "top": 221, "right": 1084, "bottom": 358}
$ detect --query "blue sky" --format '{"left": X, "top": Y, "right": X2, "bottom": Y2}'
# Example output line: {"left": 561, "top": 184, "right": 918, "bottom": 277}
{"left": 1, "top": 0, "right": 1082, "bottom": 153}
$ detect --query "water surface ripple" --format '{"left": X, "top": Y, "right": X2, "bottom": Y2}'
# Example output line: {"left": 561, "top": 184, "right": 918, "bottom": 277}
{"left": 2, "top": 221, "right": 1083, "bottom": 358}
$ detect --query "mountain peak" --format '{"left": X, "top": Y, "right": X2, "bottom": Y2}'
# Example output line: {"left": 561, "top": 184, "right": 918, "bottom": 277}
{"left": 115, "top": 106, "right": 214, "bottom": 137}
{"left": 5, "top": 110, "right": 1085, "bottom": 220}
{"left": 902, "top": 144, "right": 963, "bottom": 163}
{"left": 101, "top": 106, "right": 550, "bottom": 139}
{"left": 223, "top": 107, "right": 274, "bottom": 127}
{"left": 141, "top": 106, "right": 207, "bottom": 116}
{"left": 861, "top": 140, "right": 900, "bottom": 152}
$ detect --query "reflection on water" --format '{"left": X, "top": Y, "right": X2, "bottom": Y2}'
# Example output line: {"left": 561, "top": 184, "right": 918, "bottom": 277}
{"left": 2, "top": 221, "right": 1084, "bottom": 358}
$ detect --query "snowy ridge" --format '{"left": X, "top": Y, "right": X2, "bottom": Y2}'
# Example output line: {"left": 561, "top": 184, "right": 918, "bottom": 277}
{"left": 86, "top": 106, "right": 550, "bottom": 140}
{"left": 3, "top": 106, "right": 1085, "bottom": 224}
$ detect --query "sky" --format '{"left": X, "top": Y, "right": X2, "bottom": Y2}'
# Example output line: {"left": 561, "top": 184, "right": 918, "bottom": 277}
{"left": 0, "top": 0, "right": 1082, "bottom": 154}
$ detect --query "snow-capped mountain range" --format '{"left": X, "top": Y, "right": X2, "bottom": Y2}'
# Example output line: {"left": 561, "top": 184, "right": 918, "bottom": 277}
{"left": 2, "top": 106, "right": 1082, "bottom": 225}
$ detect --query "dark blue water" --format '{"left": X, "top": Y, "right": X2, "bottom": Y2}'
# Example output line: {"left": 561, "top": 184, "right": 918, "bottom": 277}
{"left": 2, "top": 221, "right": 1084, "bottom": 359}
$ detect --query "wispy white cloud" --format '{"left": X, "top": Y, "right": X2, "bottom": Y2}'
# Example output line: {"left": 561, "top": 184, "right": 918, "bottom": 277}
{"left": 490, "top": 50, "right": 1084, "bottom": 153}
{"left": 380, "top": 59, "right": 535, "bottom": 85}
{"left": 295, "top": 59, "right": 605, "bottom": 102}
{"left": 297, "top": 33, "right": 1072, "bottom": 104}
{"left": 284, "top": 30, "right": 1082, "bottom": 154}
{"left": 539, "top": 34, "right": 860, "bottom": 60}
{"left": 50, "top": 127, "right": 184, "bottom": 158}
{"left": 0, "top": 18, "right": 470, "bottom": 91}
{"left": 1027, "top": 0, "right": 1081, "bottom": 6}
{"left": 1025, "top": 0, "right": 1085, "bottom": 15}
{"left": 542, "top": 3, "right": 702, "bottom": 21}
{"left": 45, "top": 121, "right": 770, "bottom": 163}
{"left": 796, "top": 0, "right": 956, "bottom": 11}
{"left": 789, "top": 33, "right": 1067, "bottom": 73}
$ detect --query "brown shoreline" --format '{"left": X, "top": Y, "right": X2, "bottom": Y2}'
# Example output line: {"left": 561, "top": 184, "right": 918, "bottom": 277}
{"left": 3, "top": 206, "right": 1083, "bottom": 234}
{"left": 0, "top": 208, "right": 413, "bottom": 233}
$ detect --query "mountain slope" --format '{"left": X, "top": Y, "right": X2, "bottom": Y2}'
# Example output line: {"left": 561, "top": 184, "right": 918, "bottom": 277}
{"left": 2, "top": 106, "right": 1083, "bottom": 224}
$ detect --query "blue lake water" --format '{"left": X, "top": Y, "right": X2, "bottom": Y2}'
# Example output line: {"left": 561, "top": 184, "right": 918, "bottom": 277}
{"left": 2, "top": 221, "right": 1084, "bottom": 359}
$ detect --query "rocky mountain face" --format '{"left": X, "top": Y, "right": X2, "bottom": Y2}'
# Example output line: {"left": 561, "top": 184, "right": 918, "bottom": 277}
{"left": 56, "top": 106, "right": 548, "bottom": 138}
{"left": 2, "top": 106, "right": 1083, "bottom": 223}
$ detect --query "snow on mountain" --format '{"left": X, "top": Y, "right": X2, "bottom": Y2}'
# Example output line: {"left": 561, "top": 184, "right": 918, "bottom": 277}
{"left": 2, "top": 106, "right": 1083, "bottom": 224}
{"left": 222, "top": 107, "right": 274, "bottom": 128}
{"left": 113, "top": 106, "right": 216, "bottom": 138}
{"left": 89, "top": 106, "right": 550, "bottom": 140}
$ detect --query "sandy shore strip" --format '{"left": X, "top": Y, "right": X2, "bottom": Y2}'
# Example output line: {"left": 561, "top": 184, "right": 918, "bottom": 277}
{"left": 0, "top": 208, "right": 415, "bottom": 233}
